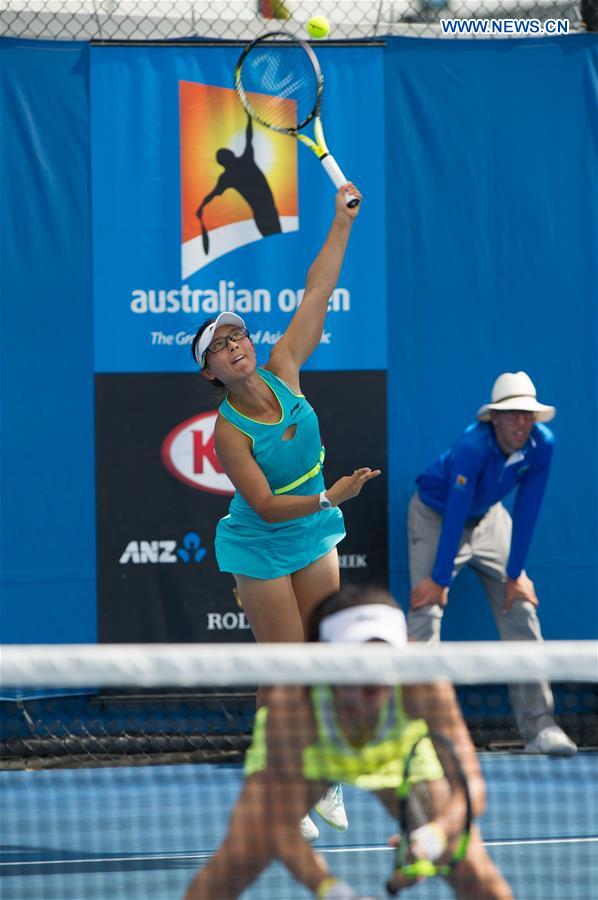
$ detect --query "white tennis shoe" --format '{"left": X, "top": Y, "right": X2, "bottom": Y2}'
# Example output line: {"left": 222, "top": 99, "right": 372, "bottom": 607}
{"left": 300, "top": 814, "right": 320, "bottom": 842}
{"left": 524, "top": 725, "right": 577, "bottom": 756}
{"left": 315, "top": 784, "right": 349, "bottom": 831}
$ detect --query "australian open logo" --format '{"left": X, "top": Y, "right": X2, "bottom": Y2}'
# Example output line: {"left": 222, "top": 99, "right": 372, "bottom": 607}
{"left": 179, "top": 82, "right": 298, "bottom": 279}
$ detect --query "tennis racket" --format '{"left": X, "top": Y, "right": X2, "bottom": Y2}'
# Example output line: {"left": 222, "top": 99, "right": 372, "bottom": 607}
{"left": 235, "top": 31, "right": 360, "bottom": 208}
{"left": 196, "top": 207, "right": 210, "bottom": 254}
{"left": 387, "top": 731, "right": 472, "bottom": 894}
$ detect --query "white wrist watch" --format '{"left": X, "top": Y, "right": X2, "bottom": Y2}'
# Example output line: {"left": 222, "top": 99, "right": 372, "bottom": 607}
{"left": 318, "top": 490, "right": 332, "bottom": 510}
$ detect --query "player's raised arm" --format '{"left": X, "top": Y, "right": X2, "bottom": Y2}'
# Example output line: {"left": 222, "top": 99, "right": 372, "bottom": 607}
{"left": 267, "top": 185, "right": 361, "bottom": 383}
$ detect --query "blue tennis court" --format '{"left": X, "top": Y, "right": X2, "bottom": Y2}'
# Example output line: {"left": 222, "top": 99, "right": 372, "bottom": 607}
{"left": 2, "top": 752, "right": 596, "bottom": 899}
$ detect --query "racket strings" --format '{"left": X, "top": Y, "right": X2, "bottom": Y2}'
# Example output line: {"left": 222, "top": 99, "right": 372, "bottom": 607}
{"left": 239, "top": 42, "right": 320, "bottom": 132}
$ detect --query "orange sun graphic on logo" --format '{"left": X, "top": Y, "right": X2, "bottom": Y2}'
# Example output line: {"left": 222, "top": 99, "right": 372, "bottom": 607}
{"left": 180, "top": 81, "right": 298, "bottom": 277}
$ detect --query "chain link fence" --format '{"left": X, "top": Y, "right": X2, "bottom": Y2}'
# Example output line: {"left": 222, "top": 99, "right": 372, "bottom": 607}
{"left": 2, "top": 0, "right": 597, "bottom": 42}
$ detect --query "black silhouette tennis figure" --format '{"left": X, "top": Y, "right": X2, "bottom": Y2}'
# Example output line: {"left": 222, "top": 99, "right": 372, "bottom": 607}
{"left": 196, "top": 114, "right": 282, "bottom": 253}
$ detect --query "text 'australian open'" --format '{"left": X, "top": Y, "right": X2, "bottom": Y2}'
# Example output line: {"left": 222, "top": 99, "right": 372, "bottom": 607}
{"left": 130, "top": 282, "right": 351, "bottom": 315}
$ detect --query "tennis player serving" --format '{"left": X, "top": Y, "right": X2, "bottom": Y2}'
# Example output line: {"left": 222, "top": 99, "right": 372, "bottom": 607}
{"left": 191, "top": 184, "right": 378, "bottom": 840}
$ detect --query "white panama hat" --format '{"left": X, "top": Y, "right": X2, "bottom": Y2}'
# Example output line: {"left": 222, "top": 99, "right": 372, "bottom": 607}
{"left": 194, "top": 312, "right": 247, "bottom": 368}
{"left": 477, "top": 371, "right": 556, "bottom": 423}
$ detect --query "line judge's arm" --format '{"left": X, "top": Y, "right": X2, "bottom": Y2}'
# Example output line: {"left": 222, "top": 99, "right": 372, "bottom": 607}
{"left": 430, "top": 444, "right": 483, "bottom": 587}
{"left": 266, "top": 185, "right": 361, "bottom": 389}
{"left": 507, "top": 431, "right": 554, "bottom": 579}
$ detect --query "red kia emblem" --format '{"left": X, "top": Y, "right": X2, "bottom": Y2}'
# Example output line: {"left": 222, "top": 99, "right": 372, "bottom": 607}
{"left": 161, "top": 411, "right": 234, "bottom": 494}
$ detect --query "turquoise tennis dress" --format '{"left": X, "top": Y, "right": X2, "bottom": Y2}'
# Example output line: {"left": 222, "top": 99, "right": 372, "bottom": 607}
{"left": 215, "top": 368, "right": 345, "bottom": 579}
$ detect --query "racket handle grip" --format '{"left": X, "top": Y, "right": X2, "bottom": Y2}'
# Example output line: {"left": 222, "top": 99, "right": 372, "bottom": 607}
{"left": 320, "top": 154, "right": 361, "bottom": 208}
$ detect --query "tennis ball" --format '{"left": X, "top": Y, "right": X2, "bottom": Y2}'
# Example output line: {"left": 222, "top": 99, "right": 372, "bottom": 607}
{"left": 306, "top": 15, "right": 330, "bottom": 39}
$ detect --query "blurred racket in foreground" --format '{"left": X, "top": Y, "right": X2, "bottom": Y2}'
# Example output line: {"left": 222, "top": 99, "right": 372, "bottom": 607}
{"left": 387, "top": 731, "right": 472, "bottom": 894}
{"left": 235, "top": 31, "right": 360, "bottom": 208}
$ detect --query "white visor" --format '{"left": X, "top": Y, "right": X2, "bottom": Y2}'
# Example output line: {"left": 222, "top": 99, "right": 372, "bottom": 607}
{"left": 194, "top": 312, "right": 247, "bottom": 368}
{"left": 319, "top": 604, "right": 407, "bottom": 648}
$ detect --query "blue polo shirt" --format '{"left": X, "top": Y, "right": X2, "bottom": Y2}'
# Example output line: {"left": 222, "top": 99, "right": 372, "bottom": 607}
{"left": 417, "top": 422, "right": 554, "bottom": 586}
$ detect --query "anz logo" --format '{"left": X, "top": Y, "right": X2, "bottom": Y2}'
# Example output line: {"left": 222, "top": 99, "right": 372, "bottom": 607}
{"left": 119, "top": 532, "right": 207, "bottom": 564}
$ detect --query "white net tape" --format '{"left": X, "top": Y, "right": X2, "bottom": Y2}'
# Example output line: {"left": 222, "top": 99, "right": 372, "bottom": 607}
{"left": 2, "top": 640, "right": 597, "bottom": 687}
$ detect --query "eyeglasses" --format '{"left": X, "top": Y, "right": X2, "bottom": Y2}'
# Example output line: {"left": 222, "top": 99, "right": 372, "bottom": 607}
{"left": 500, "top": 410, "right": 536, "bottom": 421}
{"left": 205, "top": 327, "right": 249, "bottom": 358}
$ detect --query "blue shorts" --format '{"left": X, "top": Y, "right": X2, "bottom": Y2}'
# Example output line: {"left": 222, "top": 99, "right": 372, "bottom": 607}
{"left": 215, "top": 507, "right": 345, "bottom": 579}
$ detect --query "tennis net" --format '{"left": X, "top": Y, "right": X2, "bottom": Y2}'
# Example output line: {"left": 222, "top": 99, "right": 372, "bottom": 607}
{"left": 1, "top": 641, "right": 597, "bottom": 899}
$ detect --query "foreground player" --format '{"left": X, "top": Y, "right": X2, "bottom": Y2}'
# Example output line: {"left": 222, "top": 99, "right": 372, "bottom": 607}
{"left": 191, "top": 184, "right": 379, "bottom": 840}
{"left": 184, "top": 587, "right": 512, "bottom": 900}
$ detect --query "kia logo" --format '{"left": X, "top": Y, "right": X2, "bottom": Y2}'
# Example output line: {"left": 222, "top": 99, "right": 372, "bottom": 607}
{"left": 161, "top": 411, "right": 234, "bottom": 494}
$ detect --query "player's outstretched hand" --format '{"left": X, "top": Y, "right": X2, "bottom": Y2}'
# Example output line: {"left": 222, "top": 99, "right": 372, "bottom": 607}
{"left": 327, "top": 467, "right": 381, "bottom": 507}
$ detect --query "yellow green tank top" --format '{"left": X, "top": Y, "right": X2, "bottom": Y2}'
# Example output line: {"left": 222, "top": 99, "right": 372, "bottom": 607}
{"left": 244, "top": 686, "right": 443, "bottom": 791}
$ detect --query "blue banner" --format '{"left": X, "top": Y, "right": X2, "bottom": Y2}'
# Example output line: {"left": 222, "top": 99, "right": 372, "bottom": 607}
{"left": 1, "top": 40, "right": 96, "bottom": 643}
{"left": 385, "top": 35, "right": 598, "bottom": 638}
{"left": 90, "top": 45, "right": 386, "bottom": 372}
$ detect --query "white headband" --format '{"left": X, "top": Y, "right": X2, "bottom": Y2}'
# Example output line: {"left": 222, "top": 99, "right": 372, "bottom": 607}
{"left": 319, "top": 604, "right": 407, "bottom": 648}
{"left": 194, "top": 312, "right": 247, "bottom": 368}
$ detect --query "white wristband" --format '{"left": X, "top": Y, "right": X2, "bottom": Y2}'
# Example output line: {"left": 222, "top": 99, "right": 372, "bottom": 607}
{"left": 409, "top": 823, "right": 447, "bottom": 862}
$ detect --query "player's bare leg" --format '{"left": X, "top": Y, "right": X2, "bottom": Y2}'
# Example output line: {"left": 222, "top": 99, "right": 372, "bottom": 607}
{"left": 446, "top": 827, "right": 513, "bottom": 900}
{"left": 184, "top": 774, "right": 329, "bottom": 899}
